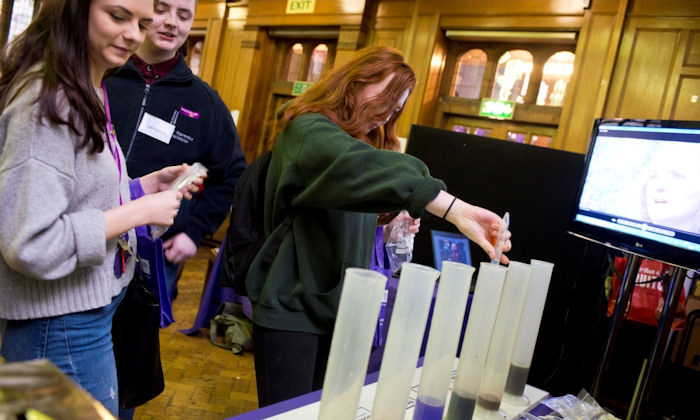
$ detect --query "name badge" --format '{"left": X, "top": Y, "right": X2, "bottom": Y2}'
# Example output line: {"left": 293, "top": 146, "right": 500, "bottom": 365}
{"left": 138, "top": 112, "right": 176, "bottom": 144}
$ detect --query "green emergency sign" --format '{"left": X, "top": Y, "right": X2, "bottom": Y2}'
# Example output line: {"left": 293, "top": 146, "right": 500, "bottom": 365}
{"left": 292, "top": 81, "right": 313, "bottom": 96}
{"left": 479, "top": 99, "right": 515, "bottom": 120}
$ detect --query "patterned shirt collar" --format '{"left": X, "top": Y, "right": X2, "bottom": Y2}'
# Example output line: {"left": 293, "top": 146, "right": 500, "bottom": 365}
{"left": 132, "top": 53, "right": 181, "bottom": 84}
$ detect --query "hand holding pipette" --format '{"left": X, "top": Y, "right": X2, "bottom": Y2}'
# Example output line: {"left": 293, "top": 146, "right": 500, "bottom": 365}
{"left": 426, "top": 191, "right": 511, "bottom": 264}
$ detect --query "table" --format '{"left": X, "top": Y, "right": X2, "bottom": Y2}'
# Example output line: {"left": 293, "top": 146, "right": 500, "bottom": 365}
{"left": 227, "top": 358, "right": 548, "bottom": 420}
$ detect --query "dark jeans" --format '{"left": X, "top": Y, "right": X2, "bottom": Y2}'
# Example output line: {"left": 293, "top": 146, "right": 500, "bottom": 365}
{"left": 164, "top": 260, "right": 181, "bottom": 301}
{"left": 253, "top": 325, "right": 331, "bottom": 407}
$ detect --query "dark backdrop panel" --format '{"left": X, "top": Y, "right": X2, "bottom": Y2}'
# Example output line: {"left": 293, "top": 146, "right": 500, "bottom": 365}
{"left": 405, "top": 125, "right": 609, "bottom": 395}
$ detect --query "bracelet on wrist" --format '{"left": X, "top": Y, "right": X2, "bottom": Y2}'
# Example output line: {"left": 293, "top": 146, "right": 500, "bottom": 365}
{"left": 442, "top": 197, "right": 457, "bottom": 219}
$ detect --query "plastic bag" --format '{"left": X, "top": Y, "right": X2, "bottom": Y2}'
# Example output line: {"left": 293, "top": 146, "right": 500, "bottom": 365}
{"left": 385, "top": 210, "right": 415, "bottom": 276}
{"left": 520, "top": 389, "right": 619, "bottom": 420}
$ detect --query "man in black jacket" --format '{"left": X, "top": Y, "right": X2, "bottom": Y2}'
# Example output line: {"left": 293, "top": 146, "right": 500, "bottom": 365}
{"left": 105, "top": 0, "right": 246, "bottom": 300}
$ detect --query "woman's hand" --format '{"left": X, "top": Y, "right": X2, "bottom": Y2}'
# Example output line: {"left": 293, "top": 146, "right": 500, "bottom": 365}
{"left": 448, "top": 201, "right": 511, "bottom": 264}
{"left": 382, "top": 210, "right": 420, "bottom": 243}
{"left": 104, "top": 190, "right": 182, "bottom": 240}
{"left": 426, "top": 191, "right": 511, "bottom": 264}
{"left": 139, "top": 164, "right": 205, "bottom": 199}
{"left": 138, "top": 190, "right": 183, "bottom": 226}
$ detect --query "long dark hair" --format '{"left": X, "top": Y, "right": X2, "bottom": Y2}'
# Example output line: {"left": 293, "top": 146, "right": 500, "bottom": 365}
{"left": 0, "top": 0, "right": 107, "bottom": 153}
{"left": 277, "top": 46, "right": 416, "bottom": 151}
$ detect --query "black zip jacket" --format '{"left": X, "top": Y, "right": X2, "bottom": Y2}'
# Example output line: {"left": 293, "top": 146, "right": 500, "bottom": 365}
{"left": 104, "top": 56, "right": 247, "bottom": 246}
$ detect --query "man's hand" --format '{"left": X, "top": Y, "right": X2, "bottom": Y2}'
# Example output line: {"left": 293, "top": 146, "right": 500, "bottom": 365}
{"left": 163, "top": 232, "right": 197, "bottom": 264}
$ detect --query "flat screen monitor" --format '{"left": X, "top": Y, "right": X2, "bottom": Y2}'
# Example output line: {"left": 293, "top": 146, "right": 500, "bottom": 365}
{"left": 569, "top": 118, "right": 700, "bottom": 269}
{"left": 431, "top": 230, "right": 472, "bottom": 271}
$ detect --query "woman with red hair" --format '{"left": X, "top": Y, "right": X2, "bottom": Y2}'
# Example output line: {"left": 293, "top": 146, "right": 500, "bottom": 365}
{"left": 246, "top": 46, "right": 511, "bottom": 406}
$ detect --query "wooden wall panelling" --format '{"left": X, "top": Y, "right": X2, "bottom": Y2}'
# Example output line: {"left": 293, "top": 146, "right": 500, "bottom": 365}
{"left": 237, "top": 28, "right": 277, "bottom": 162}
{"left": 629, "top": 0, "right": 700, "bottom": 17}
{"left": 665, "top": 27, "right": 700, "bottom": 120}
{"left": 370, "top": 29, "right": 405, "bottom": 49}
{"left": 193, "top": 1, "right": 227, "bottom": 84}
{"left": 335, "top": 25, "right": 369, "bottom": 66}
{"left": 225, "top": 27, "right": 260, "bottom": 161}
{"left": 660, "top": 26, "right": 690, "bottom": 119}
{"left": 605, "top": 17, "right": 689, "bottom": 119}
{"left": 372, "top": 1, "right": 416, "bottom": 137}
{"left": 371, "top": 1, "right": 413, "bottom": 49}
{"left": 554, "top": 1, "right": 624, "bottom": 153}
{"left": 686, "top": 30, "right": 700, "bottom": 66}
{"left": 416, "top": 0, "right": 584, "bottom": 16}
{"left": 672, "top": 75, "right": 700, "bottom": 120}
{"left": 198, "top": 18, "right": 224, "bottom": 84}
{"left": 416, "top": 28, "right": 447, "bottom": 128}
{"left": 670, "top": 29, "right": 700, "bottom": 119}
{"left": 212, "top": 5, "right": 248, "bottom": 113}
{"left": 439, "top": 16, "right": 584, "bottom": 31}
{"left": 402, "top": 12, "right": 441, "bottom": 139}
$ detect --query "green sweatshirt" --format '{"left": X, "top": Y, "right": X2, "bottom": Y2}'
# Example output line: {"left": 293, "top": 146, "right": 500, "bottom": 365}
{"left": 247, "top": 113, "right": 445, "bottom": 335}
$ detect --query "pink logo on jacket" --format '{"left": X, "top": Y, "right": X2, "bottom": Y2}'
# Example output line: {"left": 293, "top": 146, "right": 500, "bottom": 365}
{"left": 180, "top": 106, "right": 200, "bottom": 119}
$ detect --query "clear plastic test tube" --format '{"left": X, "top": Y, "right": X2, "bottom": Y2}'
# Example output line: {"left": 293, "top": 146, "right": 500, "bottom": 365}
{"left": 413, "top": 262, "right": 475, "bottom": 420}
{"left": 502, "top": 260, "right": 554, "bottom": 408}
{"left": 474, "top": 261, "right": 532, "bottom": 420}
{"left": 445, "top": 263, "right": 507, "bottom": 420}
{"left": 372, "top": 263, "right": 440, "bottom": 420}
{"left": 152, "top": 162, "right": 208, "bottom": 238}
{"left": 318, "top": 268, "right": 388, "bottom": 420}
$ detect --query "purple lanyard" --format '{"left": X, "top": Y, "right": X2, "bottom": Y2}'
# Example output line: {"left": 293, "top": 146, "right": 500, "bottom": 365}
{"left": 101, "top": 82, "right": 123, "bottom": 206}
{"left": 102, "top": 82, "right": 130, "bottom": 278}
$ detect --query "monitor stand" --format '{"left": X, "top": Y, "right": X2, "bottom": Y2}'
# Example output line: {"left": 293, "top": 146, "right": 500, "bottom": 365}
{"left": 590, "top": 252, "right": 687, "bottom": 419}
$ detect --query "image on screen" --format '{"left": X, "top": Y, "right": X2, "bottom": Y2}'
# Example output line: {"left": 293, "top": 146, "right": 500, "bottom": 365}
{"left": 570, "top": 120, "right": 700, "bottom": 268}
{"left": 431, "top": 230, "right": 472, "bottom": 271}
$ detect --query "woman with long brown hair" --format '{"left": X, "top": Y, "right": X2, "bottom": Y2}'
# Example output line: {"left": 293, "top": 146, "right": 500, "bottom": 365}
{"left": 0, "top": 0, "right": 200, "bottom": 414}
{"left": 245, "top": 46, "right": 512, "bottom": 406}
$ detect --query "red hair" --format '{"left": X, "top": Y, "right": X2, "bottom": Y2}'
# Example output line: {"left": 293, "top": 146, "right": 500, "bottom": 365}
{"left": 277, "top": 46, "right": 416, "bottom": 151}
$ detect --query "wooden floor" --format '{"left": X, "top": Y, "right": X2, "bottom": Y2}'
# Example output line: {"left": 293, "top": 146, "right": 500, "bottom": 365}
{"left": 135, "top": 244, "right": 259, "bottom": 419}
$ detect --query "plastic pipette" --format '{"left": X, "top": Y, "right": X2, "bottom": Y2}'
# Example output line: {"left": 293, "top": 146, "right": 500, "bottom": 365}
{"left": 490, "top": 212, "right": 509, "bottom": 264}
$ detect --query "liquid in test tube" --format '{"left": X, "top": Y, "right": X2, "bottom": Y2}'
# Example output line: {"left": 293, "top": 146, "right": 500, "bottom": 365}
{"left": 503, "top": 260, "right": 554, "bottom": 408}
{"left": 413, "top": 262, "right": 475, "bottom": 420}
{"left": 444, "top": 263, "right": 507, "bottom": 420}
{"left": 372, "top": 263, "right": 440, "bottom": 420}
{"left": 474, "top": 262, "right": 532, "bottom": 420}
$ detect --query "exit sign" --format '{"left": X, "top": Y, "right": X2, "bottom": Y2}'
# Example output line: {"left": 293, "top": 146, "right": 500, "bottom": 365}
{"left": 292, "top": 81, "right": 313, "bottom": 96}
{"left": 286, "top": 0, "right": 315, "bottom": 14}
{"left": 479, "top": 99, "right": 515, "bottom": 120}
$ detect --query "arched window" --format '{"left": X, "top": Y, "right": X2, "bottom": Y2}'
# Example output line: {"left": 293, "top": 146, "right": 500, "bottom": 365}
{"left": 491, "top": 50, "right": 533, "bottom": 103}
{"left": 284, "top": 43, "right": 304, "bottom": 82}
{"left": 451, "top": 49, "right": 487, "bottom": 99}
{"left": 536, "top": 51, "right": 575, "bottom": 106}
{"left": 307, "top": 44, "right": 329, "bottom": 82}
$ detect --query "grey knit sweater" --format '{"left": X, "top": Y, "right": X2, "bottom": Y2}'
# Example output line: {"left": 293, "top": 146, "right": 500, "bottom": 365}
{"left": 0, "top": 80, "right": 135, "bottom": 320}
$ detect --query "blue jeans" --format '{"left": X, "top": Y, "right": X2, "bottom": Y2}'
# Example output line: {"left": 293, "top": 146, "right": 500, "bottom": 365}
{"left": 0, "top": 287, "right": 127, "bottom": 416}
{"left": 164, "top": 260, "right": 181, "bottom": 301}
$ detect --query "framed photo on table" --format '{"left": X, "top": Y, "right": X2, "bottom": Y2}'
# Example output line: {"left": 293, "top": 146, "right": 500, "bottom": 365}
{"left": 431, "top": 230, "right": 471, "bottom": 271}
